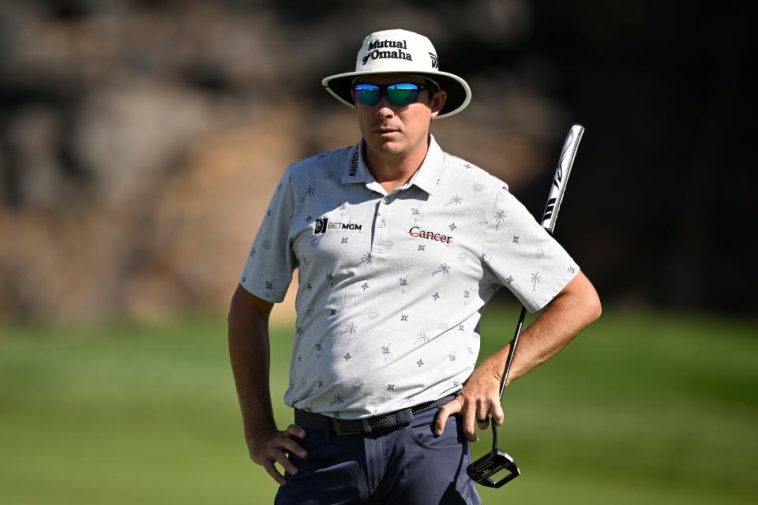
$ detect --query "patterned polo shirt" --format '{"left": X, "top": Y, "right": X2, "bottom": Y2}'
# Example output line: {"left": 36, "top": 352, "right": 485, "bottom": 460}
{"left": 240, "top": 135, "right": 579, "bottom": 419}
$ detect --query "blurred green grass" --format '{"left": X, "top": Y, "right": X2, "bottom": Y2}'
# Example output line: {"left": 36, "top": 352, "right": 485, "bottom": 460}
{"left": 1, "top": 307, "right": 756, "bottom": 504}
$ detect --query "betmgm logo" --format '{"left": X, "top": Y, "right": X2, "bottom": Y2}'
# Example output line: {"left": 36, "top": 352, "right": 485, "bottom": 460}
{"left": 314, "top": 218, "right": 363, "bottom": 235}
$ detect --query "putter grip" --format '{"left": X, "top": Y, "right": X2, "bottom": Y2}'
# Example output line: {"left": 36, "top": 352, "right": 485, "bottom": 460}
{"left": 540, "top": 124, "right": 584, "bottom": 233}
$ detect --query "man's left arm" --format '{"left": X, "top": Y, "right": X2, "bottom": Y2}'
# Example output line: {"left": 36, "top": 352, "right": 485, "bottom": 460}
{"left": 435, "top": 270, "right": 601, "bottom": 439}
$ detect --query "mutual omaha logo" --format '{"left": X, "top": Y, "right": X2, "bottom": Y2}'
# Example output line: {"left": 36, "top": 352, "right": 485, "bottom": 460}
{"left": 362, "top": 39, "right": 412, "bottom": 65}
{"left": 409, "top": 226, "right": 453, "bottom": 244}
{"left": 315, "top": 217, "right": 363, "bottom": 234}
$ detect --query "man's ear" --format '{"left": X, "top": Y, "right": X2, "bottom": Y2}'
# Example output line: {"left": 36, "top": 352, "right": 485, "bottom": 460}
{"left": 429, "top": 90, "right": 447, "bottom": 118}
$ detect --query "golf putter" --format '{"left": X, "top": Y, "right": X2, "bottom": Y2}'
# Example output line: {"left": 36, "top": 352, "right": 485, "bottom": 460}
{"left": 467, "top": 124, "right": 585, "bottom": 488}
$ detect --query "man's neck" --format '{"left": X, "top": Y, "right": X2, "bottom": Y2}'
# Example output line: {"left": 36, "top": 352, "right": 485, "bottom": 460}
{"left": 364, "top": 139, "right": 430, "bottom": 193}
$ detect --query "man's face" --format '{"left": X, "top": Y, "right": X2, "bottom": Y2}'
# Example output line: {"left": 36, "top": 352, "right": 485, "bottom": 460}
{"left": 352, "top": 74, "right": 447, "bottom": 163}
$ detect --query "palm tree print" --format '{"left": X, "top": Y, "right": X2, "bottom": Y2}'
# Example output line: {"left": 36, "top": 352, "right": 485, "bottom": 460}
{"left": 494, "top": 210, "right": 506, "bottom": 230}
{"left": 358, "top": 252, "right": 373, "bottom": 266}
{"left": 340, "top": 323, "right": 357, "bottom": 335}
{"left": 301, "top": 185, "right": 316, "bottom": 202}
{"left": 531, "top": 272, "right": 542, "bottom": 291}
{"left": 445, "top": 195, "right": 463, "bottom": 206}
{"left": 432, "top": 263, "right": 451, "bottom": 276}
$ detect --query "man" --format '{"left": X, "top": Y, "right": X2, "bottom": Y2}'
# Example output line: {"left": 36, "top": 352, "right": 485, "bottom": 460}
{"left": 228, "top": 29, "right": 601, "bottom": 504}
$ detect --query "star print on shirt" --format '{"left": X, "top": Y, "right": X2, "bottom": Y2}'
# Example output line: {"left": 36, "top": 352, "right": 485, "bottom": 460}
{"left": 505, "top": 275, "right": 514, "bottom": 284}
{"left": 449, "top": 223, "right": 457, "bottom": 231}
{"left": 341, "top": 237, "right": 349, "bottom": 244}
{"left": 513, "top": 235, "right": 520, "bottom": 244}
{"left": 386, "top": 384, "right": 395, "bottom": 391}
{"left": 401, "top": 314, "right": 408, "bottom": 322}
{"left": 417, "top": 359, "right": 425, "bottom": 367}
{"left": 399, "top": 276, "right": 408, "bottom": 287}
{"left": 418, "top": 244, "right": 426, "bottom": 252}
{"left": 361, "top": 282, "right": 369, "bottom": 291}
{"left": 432, "top": 292, "right": 440, "bottom": 300}
{"left": 343, "top": 352, "right": 352, "bottom": 361}
{"left": 331, "top": 394, "right": 345, "bottom": 405}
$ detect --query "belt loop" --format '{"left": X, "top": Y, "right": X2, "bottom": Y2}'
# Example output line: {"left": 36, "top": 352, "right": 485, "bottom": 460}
{"left": 362, "top": 418, "right": 372, "bottom": 433}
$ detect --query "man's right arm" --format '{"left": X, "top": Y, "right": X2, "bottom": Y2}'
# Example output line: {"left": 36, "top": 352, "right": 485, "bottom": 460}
{"left": 227, "top": 284, "right": 306, "bottom": 484}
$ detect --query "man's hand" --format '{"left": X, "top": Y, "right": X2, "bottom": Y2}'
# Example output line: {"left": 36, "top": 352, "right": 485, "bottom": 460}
{"left": 247, "top": 424, "right": 308, "bottom": 484}
{"left": 435, "top": 358, "right": 505, "bottom": 441}
{"left": 434, "top": 272, "right": 601, "bottom": 443}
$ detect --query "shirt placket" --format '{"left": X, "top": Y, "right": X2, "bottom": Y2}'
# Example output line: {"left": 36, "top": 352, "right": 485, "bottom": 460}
{"left": 372, "top": 192, "right": 394, "bottom": 258}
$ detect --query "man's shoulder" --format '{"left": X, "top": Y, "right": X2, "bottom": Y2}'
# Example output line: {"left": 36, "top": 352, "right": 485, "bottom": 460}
{"left": 440, "top": 151, "right": 510, "bottom": 195}
{"left": 287, "top": 144, "right": 357, "bottom": 181}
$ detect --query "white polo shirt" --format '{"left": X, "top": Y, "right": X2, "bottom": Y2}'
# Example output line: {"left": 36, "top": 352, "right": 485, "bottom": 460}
{"left": 240, "top": 136, "right": 579, "bottom": 419}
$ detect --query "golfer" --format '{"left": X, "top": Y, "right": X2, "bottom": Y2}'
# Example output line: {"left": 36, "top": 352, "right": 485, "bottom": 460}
{"left": 228, "top": 28, "right": 601, "bottom": 505}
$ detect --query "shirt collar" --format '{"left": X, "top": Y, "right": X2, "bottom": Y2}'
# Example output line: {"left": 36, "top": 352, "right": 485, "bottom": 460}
{"left": 407, "top": 135, "right": 444, "bottom": 195}
{"left": 341, "top": 135, "right": 445, "bottom": 196}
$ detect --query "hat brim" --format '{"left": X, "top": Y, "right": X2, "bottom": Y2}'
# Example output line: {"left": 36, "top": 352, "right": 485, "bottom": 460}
{"left": 322, "top": 70, "right": 471, "bottom": 119}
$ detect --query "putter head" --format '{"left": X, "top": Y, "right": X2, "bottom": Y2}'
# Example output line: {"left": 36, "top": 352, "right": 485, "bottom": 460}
{"left": 467, "top": 449, "right": 520, "bottom": 488}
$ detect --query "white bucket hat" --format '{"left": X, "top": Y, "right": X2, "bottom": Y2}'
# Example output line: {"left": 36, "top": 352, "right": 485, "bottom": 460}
{"left": 322, "top": 29, "right": 472, "bottom": 119}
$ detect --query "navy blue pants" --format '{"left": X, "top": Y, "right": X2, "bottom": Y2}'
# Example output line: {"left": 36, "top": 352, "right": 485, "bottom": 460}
{"left": 275, "top": 408, "right": 481, "bottom": 505}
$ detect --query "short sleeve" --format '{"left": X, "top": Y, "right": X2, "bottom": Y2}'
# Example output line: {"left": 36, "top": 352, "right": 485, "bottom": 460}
{"left": 482, "top": 185, "right": 579, "bottom": 312}
{"left": 239, "top": 169, "right": 297, "bottom": 302}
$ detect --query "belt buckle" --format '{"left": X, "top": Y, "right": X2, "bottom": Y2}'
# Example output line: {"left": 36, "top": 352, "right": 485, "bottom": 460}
{"left": 331, "top": 417, "right": 372, "bottom": 436}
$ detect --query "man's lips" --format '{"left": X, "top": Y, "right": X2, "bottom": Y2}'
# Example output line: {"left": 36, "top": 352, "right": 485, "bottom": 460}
{"left": 375, "top": 127, "right": 400, "bottom": 135}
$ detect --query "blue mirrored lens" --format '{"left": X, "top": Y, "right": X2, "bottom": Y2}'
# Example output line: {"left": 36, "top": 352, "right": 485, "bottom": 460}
{"left": 386, "top": 83, "right": 421, "bottom": 105}
{"left": 354, "top": 84, "right": 381, "bottom": 106}
{"left": 353, "top": 83, "right": 423, "bottom": 106}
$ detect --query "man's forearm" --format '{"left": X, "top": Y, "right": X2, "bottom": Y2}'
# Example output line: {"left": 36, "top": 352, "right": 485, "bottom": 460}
{"left": 482, "top": 271, "right": 601, "bottom": 384}
{"left": 228, "top": 288, "right": 277, "bottom": 441}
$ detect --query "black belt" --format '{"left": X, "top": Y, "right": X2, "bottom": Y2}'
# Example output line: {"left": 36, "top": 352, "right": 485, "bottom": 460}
{"left": 295, "top": 394, "right": 456, "bottom": 436}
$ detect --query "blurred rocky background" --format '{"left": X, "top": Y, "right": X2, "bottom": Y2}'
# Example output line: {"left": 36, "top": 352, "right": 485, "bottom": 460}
{"left": 0, "top": 0, "right": 754, "bottom": 323}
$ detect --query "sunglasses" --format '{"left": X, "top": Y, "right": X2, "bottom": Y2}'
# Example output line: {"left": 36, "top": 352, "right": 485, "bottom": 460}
{"left": 352, "top": 82, "right": 432, "bottom": 107}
